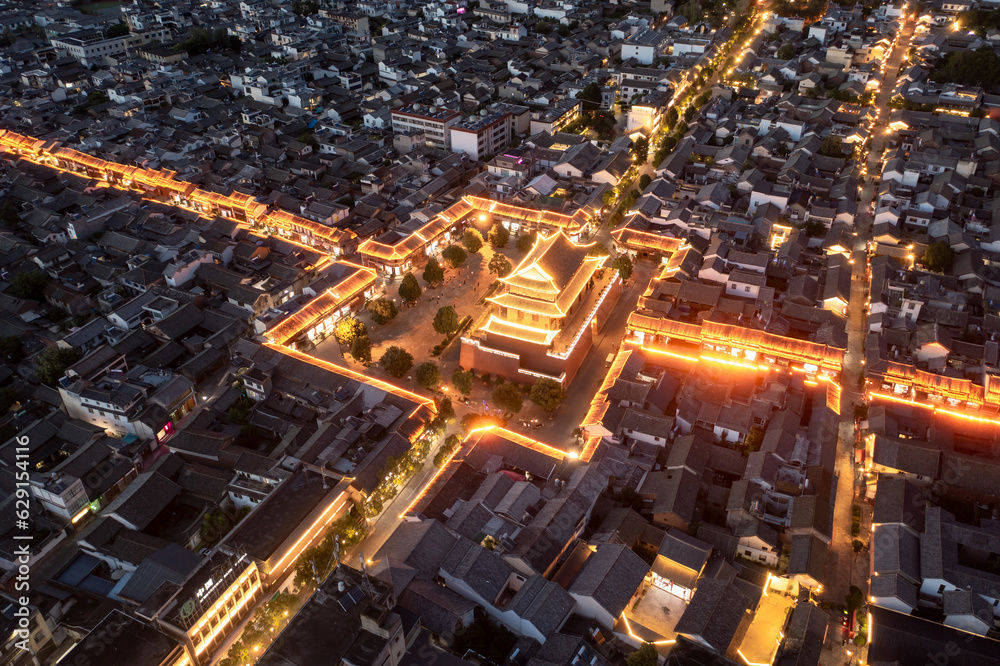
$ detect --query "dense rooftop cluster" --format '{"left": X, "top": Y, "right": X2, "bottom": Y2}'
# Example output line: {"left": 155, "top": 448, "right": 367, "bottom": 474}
{"left": 3, "top": 0, "right": 1000, "bottom": 665}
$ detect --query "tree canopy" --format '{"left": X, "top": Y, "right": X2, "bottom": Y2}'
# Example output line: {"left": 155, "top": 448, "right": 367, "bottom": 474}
{"left": 922, "top": 240, "right": 955, "bottom": 273}
{"left": 463, "top": 228, "right": 484, "bottom": 253}
{"left": 368, "top": 298, "right": 397, "bottom": 324}
{"left": 36, "top": 347, "right": 81, "bottom": 385}
{"left": 423, "top": 256, "right": 445, "bottom": 285}
{"left": 176, "top": 27, "right": 240, "bottom": 55}
{"left": 578, "top": 81, "right": 603, "bottom": 111}
{"left": 611, "top": 255, "right": 633, "bottom": 281}
{"left": 105, "top": 22, "right": 129, "bottom": 38}
{"left": 8, "top": 271, "right": 51, "bottom": 301}
{"left": 350, "top": 336, "right": 372, "bottom": 365}
{"left": 516, "top": 232, "right": 537, "bottom": 252}
{"left": 492, "top": 383, "right": 523, "bottom": 415}
{"left": 415, "top": 361, "right": 443, "bottom": 391}
{"left": 379, "top": 346, "right": 413, "bottom": 378}
{"left": 626, "top": 642, "right": 658, "bottom": 666}
{"left": 931, "top": 46, "right": 1000, "bottom": 87}
{"left": 398, "top": 273, "right": 422, "bottom": 303}
{"left": 632, "top": 137, "right": 649, "bottom": 165}
{"left": 818, "top": 135, "right": 844, "bottom": 158}
{"left": 452, "top": 369, "right": 474, "bottom": 396}
{"left": 777, "top": 43, "right": 796, "bottom": 60}
{"left": 334, "top": 317, "right": 367, "bottom": 345}
{"left": 442, "top": 244, "right": 467, "bottom": 268}
{"left": 488, "top": 254, "right": 512, "bottom": 278}
{"left": 529, "top": 378, "right": 566, "bottom": 412}
{"left": 433, "top": 306, "right": 459, "bottom": 335}
{"left": 489, "top": 223, "right": 510, "bottom": 249}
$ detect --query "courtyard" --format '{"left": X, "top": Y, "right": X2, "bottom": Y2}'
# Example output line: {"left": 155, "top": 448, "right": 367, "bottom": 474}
{"left": 737, "top": 582, "right": 796, "bottom": 666}
{"left": 619, "top": 583, "right": 688, "bottom": 645}
{"left": 307, "top": 225, "right": 655, "bottom": 453}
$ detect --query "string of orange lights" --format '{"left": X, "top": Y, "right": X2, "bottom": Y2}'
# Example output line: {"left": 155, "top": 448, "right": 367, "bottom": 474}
{"left": 0, "top": 129, "right": 356, "bottom": 254}
{"left": 399, "top": 425, "right": 579, "bottom": 519}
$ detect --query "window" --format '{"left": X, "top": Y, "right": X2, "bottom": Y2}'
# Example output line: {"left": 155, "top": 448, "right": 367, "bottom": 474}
{"left": 745, "top": 286, "right": 751, "bottom": 292}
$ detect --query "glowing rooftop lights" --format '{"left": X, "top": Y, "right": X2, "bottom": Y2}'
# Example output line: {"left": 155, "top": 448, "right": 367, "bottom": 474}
{"left": 400, "top": 425, "right": 577, "bottom": 518}
{"left": 868, "top": 391, "right": 1000, "bottom": 426}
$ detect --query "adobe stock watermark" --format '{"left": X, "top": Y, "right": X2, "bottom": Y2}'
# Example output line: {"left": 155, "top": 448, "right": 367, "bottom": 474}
{"left": 12, "top": 435, "right": 34, "bottom": 653}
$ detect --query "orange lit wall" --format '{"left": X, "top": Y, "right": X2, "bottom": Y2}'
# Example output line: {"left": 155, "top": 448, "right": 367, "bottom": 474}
{"left": 0, "top": 129, "right": 356, "bottom": 253}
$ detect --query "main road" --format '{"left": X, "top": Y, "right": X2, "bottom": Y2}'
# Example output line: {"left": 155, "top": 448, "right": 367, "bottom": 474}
{"left": 822, "top": 3, "right": 914, "bottom": 634}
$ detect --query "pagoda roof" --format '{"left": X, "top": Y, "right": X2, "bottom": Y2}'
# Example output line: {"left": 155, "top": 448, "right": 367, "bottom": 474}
{"left": 265, "top": 263, "right": 376, "bottom": 345}
{"left": 481, "top": 315, "right": 557, "bottom": 345}
{"left": 502, "top": 231, "right": 603, "bottom": 295}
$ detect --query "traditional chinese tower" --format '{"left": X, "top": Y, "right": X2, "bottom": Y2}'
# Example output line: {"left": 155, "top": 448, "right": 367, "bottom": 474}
{"left": 460, "top": 231, "right": 621, "bottom": 387}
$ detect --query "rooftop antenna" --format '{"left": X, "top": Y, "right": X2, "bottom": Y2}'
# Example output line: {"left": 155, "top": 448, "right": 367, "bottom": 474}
{"left": 359, "top": 548, "right": 376, "bottom": 598}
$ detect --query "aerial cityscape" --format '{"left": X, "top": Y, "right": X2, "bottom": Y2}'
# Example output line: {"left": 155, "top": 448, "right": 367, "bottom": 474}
{"left": 1, "top": 0, "right": 1000, "bottom": 664}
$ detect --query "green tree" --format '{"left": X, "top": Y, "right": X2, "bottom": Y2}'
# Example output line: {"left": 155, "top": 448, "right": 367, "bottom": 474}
{"left": 104, "top": 22, "right": 129, "bottom": 38}
{"left": 441, "top": 245, "right": 467, "bottom": 268}
{"left": 529, "top": 378, "right": 566, "bottom": 412}
{"left": 489, "top": 223, "right": 510, "bottom": 248}
{"left": 666, "top": 106, "right": 679, "bottom": 129}
{"left": 351, "top": 336, "right": 372, "bottom": 365}
{"left": 367, "top": 298, "right": 397, "bottom": 324}
{"left": 777, "top": 43, "right": 796, "bottom": 59}
{"left": 334, "top": 317, "right": 367, "bottom": 345}
{"left": 632, "top": 136, "right": 649, "bottom": 165}
{"left": 463, "top": 228, "right": 484, "bottom": 253}
{"left": 433, "top": 306, "right": 459, "bottom": 335}
{"left": 437, "top": 396, "right": 456, "bottom": 422}
{"left": 516, "top": 232, "right": 536, "bottom": 252}
{"left": 379, "top": 345, "right": 413, "bottom": 378}
{"left": 818, "top": 135, "right": 844, "bottom": 158}
{"left": 227, "top": 396, "right": 255, "bottom": 425}
{"left": 612, "top": 255, "right": 633, "bottom": 281}
{"left": 492, "top": 383, "right": 523, "bottom": 415}
{"left": 423, "top": 256, "right": 445, "bottom": 285}
{"left": 846, "top": 585, "right": 864, "bottom": 611}
{"left": 639, "top": 173, "right": 652, "bottom": 190}
{"left": 0, "top": 387, "right": 17, "bottom": 413}
{"left": 35, "top": 347, "right": 82, "bottom": 385}
{"left": 433, "top": 433, "right": 462, "bottom": 467}
{"left": 578, "top": 81, "right": 603, "bottom": 111}
{"left": 398, "top": 273, "right": 422, "bottom": 303}
{"left": 488, "top": 254, "right": 512, "bottom": 278}
{"left": 741, "top": 426, "right": 764, "bottom": 454}
{"left": 588, "top": 242, "right": 609, "bottom": 256}
{"left": 452, "top": 369, "right": 474, "bottom": 396}
{"left": 415, "top": 361, "right": 443, "bottom": 391}
{"left": 0, "top": 199, "right": 20, "bottom": 228}
{"left": 931, "top": 46, "right": 1000, "bottom": 87}
{"left": 627, "top": 642, "right": 658, "bottom": 666}
{"left": 291, "top": 0, "right": 319, "bottom": 15}
{"left": 297, "top": 131, "right": 318, "bottom": 148}
{"left": 922, "top": 241, "right": 955, "bottom": 272}
{"left": 0, "top": 336, "right": 25, "bottom": 363}
{"left": 8, "top": 271, "right": 51, "bottom": 301}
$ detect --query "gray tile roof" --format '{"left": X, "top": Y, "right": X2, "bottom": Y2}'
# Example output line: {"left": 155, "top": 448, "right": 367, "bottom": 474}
{"left": 568, "top": 543, "right": 648, "bottom": 617}
{"left": 375, "top": 520, "right": 459, "bottom": 579}
{"left": 441, "top": 537, "right": 513, "bottom": 603}
{"left": 509, "top": 575, "right": 575, "bottom": 637}
{"left": 674, "top": 578, "right": 752, "bottom": 655}
{"left": 872, "top": 476, "right": 925, "bottom": 533}
{"left": 102, "top": 471, "right": 181, "bottom": 531}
